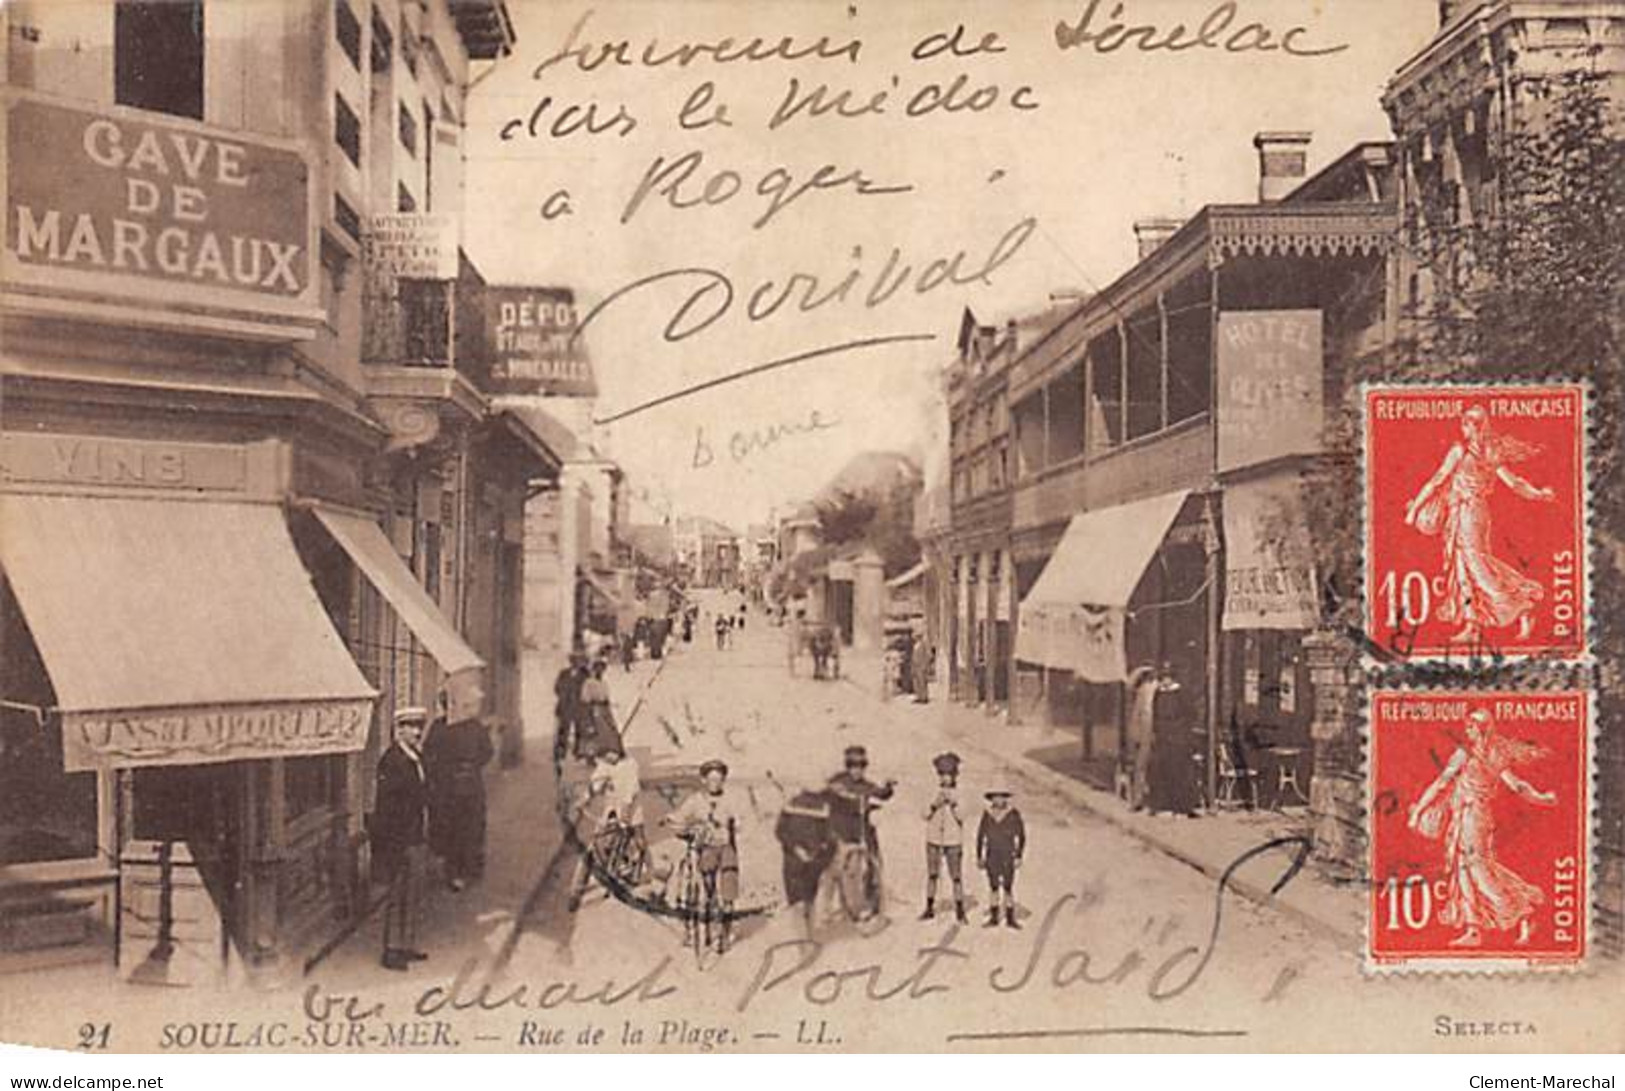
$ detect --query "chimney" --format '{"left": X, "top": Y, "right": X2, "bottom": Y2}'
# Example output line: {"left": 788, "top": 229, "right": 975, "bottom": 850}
{"left": 1133, "top": 217, "right": 1185, "bottom": 260}
{"left": 1254, "top": 131, "right": 1313, "bottom": 202}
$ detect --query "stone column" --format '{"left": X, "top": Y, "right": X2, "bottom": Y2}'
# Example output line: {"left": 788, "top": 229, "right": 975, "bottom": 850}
{"left": 853, "top": 547, "right": 885, "bottom": 652}
{"left": 1305, "top": 628, "right": 1365, "bottom": 880}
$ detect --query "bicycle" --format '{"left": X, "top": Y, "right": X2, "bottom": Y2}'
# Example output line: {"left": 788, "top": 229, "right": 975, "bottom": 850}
{"left": 831, "top": 838, "right": 885, "bottom": 929}
{"left": 669, "top": 826, "right": 735, "bottom": 968}
{"left": 590, "top": 816, "right": 649, "bottom": 892}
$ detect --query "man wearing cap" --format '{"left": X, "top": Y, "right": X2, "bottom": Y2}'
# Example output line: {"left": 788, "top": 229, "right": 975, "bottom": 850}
{"left": 977, "top": 788, "right": 1027, "bottom": 929}
{"left": 372, "top": 707, "right": 432, "bottom": 970}
{"left": 921, "top": 752, "right": 968, "bottom": 923}
{"left": 665, "top": 759, "right": 745, "bottom": 935}
{"left": 826, "top": 746, "right": 895, "bottom": 853}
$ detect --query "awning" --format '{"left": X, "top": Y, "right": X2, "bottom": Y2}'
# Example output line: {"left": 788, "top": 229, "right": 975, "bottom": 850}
{"left": 1222, "top": 472, "right": 1319, "bottom": 630}
{"left": 1015, "top": 490, "right": 1190, "bottom": 681}
{"left": 0, "top": 495, "right": 376, "bottom": 771}
{"left": 312, "top": 507, "right": 483, "bottom": 679}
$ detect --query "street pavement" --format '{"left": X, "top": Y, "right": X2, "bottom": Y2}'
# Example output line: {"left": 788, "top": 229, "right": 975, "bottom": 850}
{"left": 9, "top": 597, "right": 1620, "bottom": 1051}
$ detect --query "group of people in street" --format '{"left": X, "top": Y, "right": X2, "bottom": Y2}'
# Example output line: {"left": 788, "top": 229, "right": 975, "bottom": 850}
{"left": 368, "top": 698, "right": 495, "bottom": 971}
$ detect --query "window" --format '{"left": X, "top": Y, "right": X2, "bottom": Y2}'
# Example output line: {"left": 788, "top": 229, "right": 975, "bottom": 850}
{"left": 1125, "top": 311, "right": 1164, "bottom": 441}
{"left": 423, "top": 101, "right": 436, "bottom": 210}
{"left": 334, "top": 194, "right": 362, "bottom": 241}
{"left": 335, "top": 93, "right": 362, "bottom": 167}
{"left": 1046, "top": 366, "right": 1086, "bottom": 463}
{"left": 1165, "top": 277, "right": 1213, "bottom": 426}
{"left": 115, "top": 1, "right": 204, "bottom": 120}
{"left": 370, "top": 7, "right": 395, "bottom": 72}
{"left": 398, "top": 100, "right": 418, "bottom": 156}
{"left": 1012, "top": 392, "right": 1045, "bottom": 478}
{"left": 335, "top": 0, "right": 362, "bottom": 69}
{"left": 1088, "top": 329, "right": 1123, "bottom": 452}
{"left": 398, "top": 183, "right": 417, "bottom": 212}
{"left": 1, "top": 584, "right": 96, "bottom": 865}
{"left": 286, "top": 755, "right": 341, "bottom": 819}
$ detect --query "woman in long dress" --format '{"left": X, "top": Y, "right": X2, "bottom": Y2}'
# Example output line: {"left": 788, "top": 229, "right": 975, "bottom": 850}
{"left": 1406, "top": 709, "right": 1557, "bottom": 947}
{"left": 1404, "top": 406, "right": 1555, "bottom": 644}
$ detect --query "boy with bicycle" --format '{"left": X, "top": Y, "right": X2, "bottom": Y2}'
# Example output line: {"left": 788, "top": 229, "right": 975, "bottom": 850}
{"left": 665, "top": 759, "right": 743, "bottom": 941}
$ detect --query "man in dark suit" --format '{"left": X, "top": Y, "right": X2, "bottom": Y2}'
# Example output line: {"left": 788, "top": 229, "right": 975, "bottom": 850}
{"left": 373, "top": 707, "right": 430, "bottom": 971}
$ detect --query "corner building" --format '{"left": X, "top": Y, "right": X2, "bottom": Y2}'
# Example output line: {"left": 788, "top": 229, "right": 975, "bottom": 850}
{"left": 0, "top": 0, "right": 553, "bottom": 986}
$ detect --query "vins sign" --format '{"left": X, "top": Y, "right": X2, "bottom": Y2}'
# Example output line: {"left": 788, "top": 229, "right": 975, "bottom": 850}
{"left": 484, "top": 286, "right": 597, "bottom": 396}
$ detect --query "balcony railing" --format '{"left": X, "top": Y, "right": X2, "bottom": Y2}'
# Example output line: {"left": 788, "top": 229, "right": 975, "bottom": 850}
{"left": 363, "top": 250, "right": 491, "bottom": 390}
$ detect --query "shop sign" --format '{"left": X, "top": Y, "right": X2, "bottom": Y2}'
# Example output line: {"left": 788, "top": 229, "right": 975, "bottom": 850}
{"left": 484, "top": 286, "right": 597, "bottom": 396}
{"left": 365, "top": 213, "right": 458, "bottom": 280}
{"left": 62, "top": 698, "right": 373, "bottom": 772}
{"left": 4, "top": 91, "right": 316, "bottom": 319}
{"left": 1216, "top": 310, "right": 1323, "bottom": 472}
{"left": 1222, "top": 472, "right": 1319, "bottom": 630}
{"left": 1015, "top": 602, "right": 1126, "bottom": 681}
{"left": 0, "top": 433, "right": 272, "bottom": 495}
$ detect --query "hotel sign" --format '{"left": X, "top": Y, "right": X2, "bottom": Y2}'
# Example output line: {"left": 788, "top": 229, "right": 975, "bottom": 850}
{"left": 1216, "top": 310, "right": 1323, "bottom": 473}
{"left": 485, "top": 286, "right": 597, "bottom": 396}
{"left": 63, "top": 698, "right": 374, "bottom": 772}
{"left": 2, "top": 91, "right": 319, "bottom": 333}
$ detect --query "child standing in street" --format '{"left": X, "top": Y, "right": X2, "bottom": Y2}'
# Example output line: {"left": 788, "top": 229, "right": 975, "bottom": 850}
{"left": 977, "top": 788, "right": 1026, "bottom": 929}
{"left": 921, "top": 751, "right": 968, "bottom": 923}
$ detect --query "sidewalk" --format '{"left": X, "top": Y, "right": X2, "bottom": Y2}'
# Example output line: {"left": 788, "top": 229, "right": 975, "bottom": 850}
{"left": 842, "top": 646, "right": 1364, "bottom": 951}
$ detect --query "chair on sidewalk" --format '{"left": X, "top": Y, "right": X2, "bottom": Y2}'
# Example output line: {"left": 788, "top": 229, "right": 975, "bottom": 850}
{"left": 1215, "top": 741, "right": 1258, "bottom": 810}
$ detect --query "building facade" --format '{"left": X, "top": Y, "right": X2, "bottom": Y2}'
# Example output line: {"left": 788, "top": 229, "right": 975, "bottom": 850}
{"left": 987, "top": 134, "right": 1394, "bottom": 830}
{"left": 0, "top": 0, "right": 553, "bottom": 984}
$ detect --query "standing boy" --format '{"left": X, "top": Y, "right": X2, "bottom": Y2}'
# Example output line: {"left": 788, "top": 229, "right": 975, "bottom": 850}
{"left": 976, "top": 788, "right": 1026, "bottom": 929}
{"left": 921, "top": 751, "right": 968, "bottom": 923}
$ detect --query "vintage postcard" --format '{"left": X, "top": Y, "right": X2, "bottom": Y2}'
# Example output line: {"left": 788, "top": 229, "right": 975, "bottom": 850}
{"left": 1, "top": 0, "right": 1622, "bottom": 1058}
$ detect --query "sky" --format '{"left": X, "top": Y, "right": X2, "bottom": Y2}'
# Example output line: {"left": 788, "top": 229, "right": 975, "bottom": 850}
{"left": 463, "top": 0, "right": 1443, "bottom": 530}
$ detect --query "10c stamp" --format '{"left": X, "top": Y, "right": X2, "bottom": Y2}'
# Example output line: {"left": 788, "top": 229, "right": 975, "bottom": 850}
{"left": 1367, "top": 689, "right": 1591, "bottom": 971}
{"left": 1363, "top": 384, "right": 1588, "bottom": 663}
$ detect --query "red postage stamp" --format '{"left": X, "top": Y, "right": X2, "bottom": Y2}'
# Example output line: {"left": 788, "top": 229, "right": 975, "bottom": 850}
{"left": 1363, "top": 383, "right": 1588, "bottom": 662}
{"left": 1368, "top": 689, "right": 1591, "bottom": 971}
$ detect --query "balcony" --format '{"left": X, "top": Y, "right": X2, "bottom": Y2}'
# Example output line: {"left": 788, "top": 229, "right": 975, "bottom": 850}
{"left": 363, "top": 249, "right": 492, "bottom": 391}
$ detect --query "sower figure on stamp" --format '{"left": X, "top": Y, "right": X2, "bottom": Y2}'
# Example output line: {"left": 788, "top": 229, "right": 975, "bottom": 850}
{"left": 1404, "top": 405, "right": 1554, "bottom": 645}
{"left": 1407, "top": 708, "right": 1556, "bottom": 948}
{"left": 424, "top": 688, "right": 494, "bottom": 894}
{"left": 977, "top": 788, "right": 1026, "bottom": 930}
{"left": 371, "top": 707, "right": 431, "bottom": 971}
{"left": 920, "top": 751, "right": 968, "bottom": 923}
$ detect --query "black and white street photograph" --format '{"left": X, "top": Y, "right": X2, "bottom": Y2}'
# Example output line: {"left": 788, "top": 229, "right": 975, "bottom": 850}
{"left": 0, "top": 0, "right": 1622, "bottom": 1064}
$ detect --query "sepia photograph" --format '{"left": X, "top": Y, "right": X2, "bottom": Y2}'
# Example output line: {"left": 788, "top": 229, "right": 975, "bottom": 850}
{"left": 0, "top": 0, "right": 1621, "bottom": 1065}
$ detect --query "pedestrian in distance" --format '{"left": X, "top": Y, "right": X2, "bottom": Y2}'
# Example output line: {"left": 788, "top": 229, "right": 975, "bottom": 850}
{"left": 371, "top": 707, "right": 432, "bottom": 970}
{"left": 920, "top": 751, "right": 968, "bottom": 923}
{"left": 553, "top": 650, "right": 588, "bottom": 764}
{"left": 977, "top": 788, "right": 1026, "bottom": 929}
{"left": 423, "top": 689, "right": 494, "bottom": 893}
{"left": 576, "top": 660, "right": 621, "bottom": 761}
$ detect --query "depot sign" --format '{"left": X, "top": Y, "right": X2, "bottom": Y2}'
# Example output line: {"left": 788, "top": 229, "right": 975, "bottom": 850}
{"left": 3, "top": 92, "right": 318, "bottom": 332}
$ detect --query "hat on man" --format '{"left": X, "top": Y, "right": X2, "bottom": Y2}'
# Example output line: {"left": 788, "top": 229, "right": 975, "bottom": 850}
{"left": 698, "top": 758, "right": 729, "bottom": 777}
{"left": 932, "top": 751, "right": 961, "bottom": 776}
{"left": 393, "top": 706, "right": 429, "bottom": 725}
{"left": 984, "top": 787, "right": 1014, "bottom": 800}
{"left": 843, "top": 745, "right": 869, "bottom": 765}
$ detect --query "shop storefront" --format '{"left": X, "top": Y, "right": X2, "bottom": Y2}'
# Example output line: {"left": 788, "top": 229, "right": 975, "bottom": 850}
{"left": 0, "top": 439, "right": 377, "bottom": 984}
{"left": 1015, "top": 490, "right": 1213, "bottom": 796}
